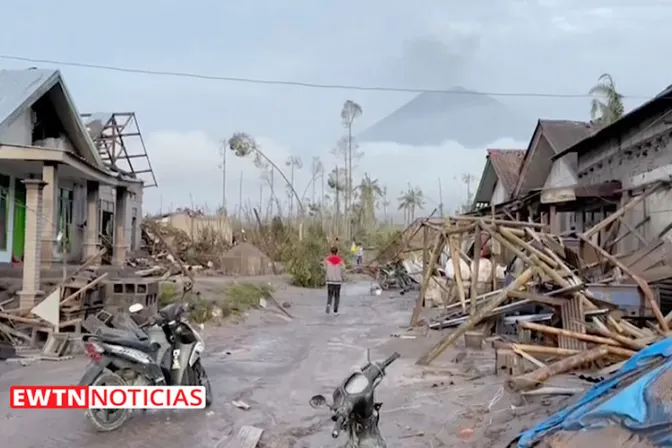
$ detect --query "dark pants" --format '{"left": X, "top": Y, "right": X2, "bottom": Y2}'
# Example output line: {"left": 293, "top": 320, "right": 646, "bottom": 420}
{"left": 326, "top": 283, "right": 341, "bottom": 313}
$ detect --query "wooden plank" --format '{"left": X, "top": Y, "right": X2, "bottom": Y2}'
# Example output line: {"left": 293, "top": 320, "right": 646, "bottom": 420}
{"left": 221, "top": 425, "right": 264, "bottom": 448}
{"left": 559, "top": 298, "right": 586, "bottom": 351}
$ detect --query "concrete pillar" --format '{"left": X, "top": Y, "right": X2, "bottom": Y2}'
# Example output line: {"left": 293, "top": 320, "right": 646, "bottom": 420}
{"left": 113, "top": 186, "right": 129, "bottom": 266}
{"left": 18, "top": 180, "right": 47, "bottom": 309}
{"left": 83, "top": 181, "right": 101, "bottom": 263}
{"left": 40, "top": 163, "right": 58, "bottom": 267}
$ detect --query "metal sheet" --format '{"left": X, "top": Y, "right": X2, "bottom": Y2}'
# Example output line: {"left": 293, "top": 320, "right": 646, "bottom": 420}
{"left": 586, "top": 283, "right": 660, "bottom": 318}
{"left": 0, "top": 69, "right": 58, "bottom": 129}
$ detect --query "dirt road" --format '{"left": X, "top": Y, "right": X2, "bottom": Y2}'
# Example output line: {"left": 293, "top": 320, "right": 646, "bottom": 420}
{"left": 0, "top": 279, "right": 557, "bottom": 447}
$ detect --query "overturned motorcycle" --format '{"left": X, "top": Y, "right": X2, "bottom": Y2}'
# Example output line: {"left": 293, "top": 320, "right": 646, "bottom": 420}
{"left": 79, "top": 301, "right": 212, "bottom": 431}
{"left": 309, "top": 351, "right": 400, "bottom": 447}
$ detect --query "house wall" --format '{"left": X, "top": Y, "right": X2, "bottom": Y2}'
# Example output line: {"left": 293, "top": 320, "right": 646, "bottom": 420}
{"left": 491, "top": 181, "right": 508, "bottom": 205}
{"left": 1, "top": 110, "right": 32, "bottom": 145}
{"left": 160, "top": 213, "right": 233, "bottom": 245}
{"left": 544, "top": 156, "right": 577, "bottom": 190}
{"left": 544, "top": 155, "right": 579, "bottom": 232}
{"left": 519, "top": 135, "right": 555, "bottom": 195}
{"left": 576, "top": 112, "right": 672, "bottom": 252}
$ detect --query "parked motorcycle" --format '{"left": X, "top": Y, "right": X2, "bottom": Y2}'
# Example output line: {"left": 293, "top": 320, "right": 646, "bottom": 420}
{"left": 309, "top": 351, "right": 400, "bottom": 447}
{"left": 378, "top": 261, "right": 412, "bottom": 294}
{"left": 79, "top": 301, "right": 212, "bottom": 431}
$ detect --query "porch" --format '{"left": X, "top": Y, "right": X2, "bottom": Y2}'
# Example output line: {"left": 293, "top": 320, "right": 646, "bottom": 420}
{"left": 0, "top": 144, "right": 141, "bottom": 308}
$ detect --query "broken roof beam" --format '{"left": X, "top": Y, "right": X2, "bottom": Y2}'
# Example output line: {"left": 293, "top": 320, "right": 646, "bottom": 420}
{"left": 452, "top": 215, "right": 547, "bottom": 229}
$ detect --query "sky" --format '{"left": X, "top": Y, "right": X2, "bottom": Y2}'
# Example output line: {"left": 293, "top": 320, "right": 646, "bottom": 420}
{"left": 1, "top": 0, "right": 672, "bottom": 220}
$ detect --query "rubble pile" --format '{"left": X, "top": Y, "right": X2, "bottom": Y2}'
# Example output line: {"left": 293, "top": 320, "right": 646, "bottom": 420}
{"left": 389, "top": 184, "right": 672, "bottom": 394}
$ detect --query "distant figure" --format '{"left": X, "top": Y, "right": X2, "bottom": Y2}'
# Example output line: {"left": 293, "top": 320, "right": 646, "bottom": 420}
{"left": 355, "top": 242, "right": 364, "bottom": 267}
{"left": 325, "top": 246, "right": 346, "bottom": 315}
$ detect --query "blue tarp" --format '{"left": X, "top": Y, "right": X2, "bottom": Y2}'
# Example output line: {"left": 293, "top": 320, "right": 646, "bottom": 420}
{"left": 516, "top": 337, "right": 672, "bottom": 447}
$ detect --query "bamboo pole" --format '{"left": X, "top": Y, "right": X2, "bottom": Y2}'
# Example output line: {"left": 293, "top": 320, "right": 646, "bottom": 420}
{"left": 578, "top": 234, "right": 668, "bottom": 331}
{"left": 60, "top": 273, "right": 109, "bottom": 307}
{"left": 416, "top": 267, "right": 534, "bottom": 366}
{"left": 498, "top": 226, "right": 557, "bottom": 268}
{"left": 519, "top": 321, "right": 622, "bottom": 347}
{"left": 506, "top": 345, "right": 609, "bottom": 392}
{"left": 452, "top": 216, "right": 547, "bottom": 229}
{"left": 582, "top": 182, "right": 662, "bottom": 239}
{"left": 410, "top": 233, "right": 443, "bottom": 327}
{"left": 511, "top": 345, "right": 546, "bottom": 369}
{"left": 446, "top": 220, "right": 467, "bottom": 312}
{"left": 470, "top": 222, "right": 481, "bottom": 315}
{"left": 589, "top": 321, "right": 645, "bottom": 350}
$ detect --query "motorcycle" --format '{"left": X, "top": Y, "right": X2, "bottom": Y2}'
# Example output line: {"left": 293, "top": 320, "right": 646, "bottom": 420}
{"left": 379, "top": 261, "right": 412, "bottom": 295}
{"left": 79, "top": 301, "right": 212, "bottom": 431}
{"left": 309, "top": 351, "right": 400, "bottom": 448}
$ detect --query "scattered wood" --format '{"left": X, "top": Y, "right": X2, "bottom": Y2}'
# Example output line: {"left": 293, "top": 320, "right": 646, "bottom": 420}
{"left": 400, "top": 181, "right": 672, "bottom": 391}
{"left": 506, "top": 345, "right": 610, "bottom": 392}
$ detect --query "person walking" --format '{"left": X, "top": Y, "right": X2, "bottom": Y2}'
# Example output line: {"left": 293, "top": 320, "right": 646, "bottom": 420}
{"left": 325, "top": 246, "right": 346, "bottom": 315}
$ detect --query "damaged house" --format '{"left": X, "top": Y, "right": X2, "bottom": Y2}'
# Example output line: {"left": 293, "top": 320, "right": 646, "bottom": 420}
{"left": 0, "top": 68, "right": 155, "bottom": 307}
{"left": 553, "top": 83, "right": 672, "bottom": 255}
{"left": 473, "top": 149, "right": 526, "bottom": 210}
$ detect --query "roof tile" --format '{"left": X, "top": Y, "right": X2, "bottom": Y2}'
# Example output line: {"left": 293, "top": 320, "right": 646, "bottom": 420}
{"left": 487, "top": 149, "right": 525, "bottom": 194}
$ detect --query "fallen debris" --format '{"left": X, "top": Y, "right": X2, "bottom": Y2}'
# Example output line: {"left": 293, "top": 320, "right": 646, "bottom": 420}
{"left": 232, "top": 400, "right": 251, "bottom": 410}
{"left": 404, "top": 179, "right": 672, "bottom": 393}
{"left": 220, "top": 425, "right": 264, "bottom": 448}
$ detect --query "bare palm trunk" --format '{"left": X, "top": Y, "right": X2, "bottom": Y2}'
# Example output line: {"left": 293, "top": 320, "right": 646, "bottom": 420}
{"left": 347, "top": 125, "right": 353, "bottom": 239}
{"left": 343, "top": 147, "right": 349, "bottom": 238}
{"left": 321, "top": 173, "right": 325, "bottom": 230}
{"left": 289, "top": 165, "right": 295, "bottom": 220}
{"left": 269, "top": 169, "right": 275, "bottom": 217}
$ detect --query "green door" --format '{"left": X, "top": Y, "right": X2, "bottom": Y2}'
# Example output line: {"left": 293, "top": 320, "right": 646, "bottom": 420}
{"left": 12, "top": 179, "right": 26, "bottom": 261}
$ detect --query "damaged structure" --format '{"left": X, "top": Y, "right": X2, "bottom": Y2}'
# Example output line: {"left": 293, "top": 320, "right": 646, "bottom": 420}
{"left": 372, "top": 85, "right": 672, "bottom": 443}
{"left": 0, "top": 68, "right": 161, "bottom": 354}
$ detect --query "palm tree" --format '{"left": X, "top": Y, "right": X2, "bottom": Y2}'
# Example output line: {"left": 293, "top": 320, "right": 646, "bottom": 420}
{"left": 397, "top": 185, "right": 425, "bottom": 224}
{"left": 590, "top": 73, "right": 624, "bottom": 125}
{"left": 355, "top": 174, "right": 383, "bottom": 231}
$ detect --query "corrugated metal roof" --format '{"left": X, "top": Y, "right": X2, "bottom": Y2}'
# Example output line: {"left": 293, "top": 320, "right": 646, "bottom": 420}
{"left": 0, "top": 68, "right": 108, "bottom": 170}
{"left": 487, "top": 149, "right": 525, "bottom": 194}
{"left": 0, "top": 68, "right": 59, "bottom": 129}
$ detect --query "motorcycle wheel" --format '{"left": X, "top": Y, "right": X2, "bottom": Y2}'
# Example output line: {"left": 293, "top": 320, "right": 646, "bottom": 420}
{"left": 380, "top": 278, "right": 390, "bottom": 290}
{"left": 85, "top": 371, "right": 132, "bottom": 432}
{"left": 188, "top": 360, "right": 213, "bottom": 408}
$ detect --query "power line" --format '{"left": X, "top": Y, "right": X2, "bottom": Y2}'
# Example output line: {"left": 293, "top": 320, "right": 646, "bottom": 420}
{"left": 0, "top": 54, "right": 653, "bottom": 100}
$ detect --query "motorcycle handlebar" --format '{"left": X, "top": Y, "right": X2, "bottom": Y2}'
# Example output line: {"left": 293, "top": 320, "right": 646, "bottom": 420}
{"left": 381, "top": 352, "right": 401, "bottom": 369}
{"left": 331, "top": 415, "right": 345, "bottom": 438}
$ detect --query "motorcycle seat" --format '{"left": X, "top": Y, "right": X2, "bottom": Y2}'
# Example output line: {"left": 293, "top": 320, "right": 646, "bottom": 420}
{"left": 96, "top": 327, "right": 152, "bottom": 352}
{"left": 158, "top": 302, "right": 184, "bottom": 322}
